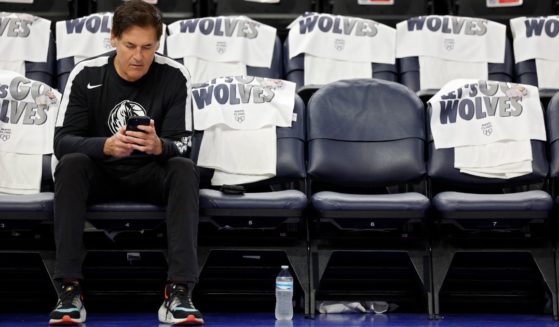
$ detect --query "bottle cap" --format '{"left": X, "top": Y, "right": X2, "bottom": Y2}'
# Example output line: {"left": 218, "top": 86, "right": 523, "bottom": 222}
{"left": 281, "top": 265, "right": 289, "bottom": 269}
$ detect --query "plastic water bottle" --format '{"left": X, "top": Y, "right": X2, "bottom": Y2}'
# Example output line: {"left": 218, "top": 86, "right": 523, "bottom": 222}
{"left": 275, "top": 265, "right": 294, "bottom": 320}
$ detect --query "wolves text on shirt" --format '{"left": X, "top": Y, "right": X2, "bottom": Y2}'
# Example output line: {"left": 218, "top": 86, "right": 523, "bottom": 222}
{"left": 406, "top": 16, "right": 487, "bottom": 36}
{"left": 178, "top": 17, "right": 259, "bottom": 39}
{"left": 193, "top": 76, "right": 281, "bottom": 110}
{"left": 0, "top": 76, "right": 56, "bottom": 125}
{"left": 523, "top": 17, "right": 559, "bottom": 38}
{"left": 65, "top": 14, "right": 111, "bottom": 34}
{"left": 438, "top": 81, "right": 527, "bottom": 125}
{"left": 297, "top": 13, "right": 378, "bottom": 37}
{"left": 0, "top": 17, "right": 32, "bottom": 38}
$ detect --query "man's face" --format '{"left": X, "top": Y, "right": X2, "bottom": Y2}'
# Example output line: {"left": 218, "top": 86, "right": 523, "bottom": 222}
{"left": 111, "top": 25, "right": 159, "bottom": 82}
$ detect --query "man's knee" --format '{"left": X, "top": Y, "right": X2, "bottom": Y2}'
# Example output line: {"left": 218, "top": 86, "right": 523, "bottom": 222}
{"left": 166, "top": 157, "right": 199, "bottom": 181}
{"left": 54, "top": 153, "right": 93, "bottom": 179}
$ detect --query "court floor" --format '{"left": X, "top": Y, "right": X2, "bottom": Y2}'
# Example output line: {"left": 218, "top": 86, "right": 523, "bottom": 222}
{"left": 1, "top": 312, "right": 558, "bottom": 327}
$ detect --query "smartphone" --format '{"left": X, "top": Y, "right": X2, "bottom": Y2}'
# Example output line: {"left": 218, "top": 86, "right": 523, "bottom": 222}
{"left": 126, "top": 115, "right": 150, "bottom": 132}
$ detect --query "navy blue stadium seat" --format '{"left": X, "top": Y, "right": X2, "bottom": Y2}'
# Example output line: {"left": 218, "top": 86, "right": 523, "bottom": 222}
{"left": 90, "top": 0, "right": 198, "bottom": 23}
{"left": 548, "top": 92, "right": 559, "bottom": 186}
{"left": 549, "top": 93, "right": 559, "bottom": 319}
{"left": 306, "top": 79, "right": 431, "bottom": 317}
{"left": 208, "top": 0, "right": 317, "bottom": 40}
{"left": 515, "top": 60, "right": 558, "bottom": 103}
{"left": 56, "top": 56, "right": 75, "bottom": 92}
{"left": 0, "top": 155, "right": 54, "bottom": 231}
{"left": 399, "top": 35, "right": 514, "bottom": 97}
{"left": 427, "top": 99, "right": 556, "bottom": 319}
{"left": 283, "top": 40, "right": 397, "bottom": 103}
{"left": 448, "top": 0, "right": 558, "bottom": 25}
{"left": 515, "top": 60, "right": 537, "bottom": 86}
{"left": 324, "top": 0, "right": 434, "bottom": 27}
{"left": 0, "top": 0, "right": 78, "bottom": 22}
{"left": 0, "top": 154, "right": 57, "bottom": 295}
{"left": 190, "top": 94, "right": 310, "bottom": 315}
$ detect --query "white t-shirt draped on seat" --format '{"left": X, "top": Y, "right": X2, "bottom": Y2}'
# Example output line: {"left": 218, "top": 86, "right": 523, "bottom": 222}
{"left": 167, "top": 16, "right": 276, "bottom": 84}
{"left": 428, "top": 79, "right": 545, "bottom": 179}
{"left": 0, "top": 70, "right": 61, "bottom": 194}
{"left": 193, "top": 76, "right": 296, "bottom": 185}
{"left": 287, "top": 12, "right": 396, "bottom": 86}
{"left": 397, "top": 16, "right": 506, "bottom": 92}
{"left": 510, "top": 16, "right": 559, "bottom": 89}
{"left": 0, "top": 12, "right": 51, "bottom": 75}
{"left": 56, "top": 12, "right": 166, "bottom": 63}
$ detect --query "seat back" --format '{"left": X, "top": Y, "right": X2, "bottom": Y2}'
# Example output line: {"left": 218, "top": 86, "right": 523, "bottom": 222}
{"left": 547, "top": 92, "right": 559, "bottom": 182}
{"left": 515, "top": 59, "right": 537, "bottom": 87}
{"left": 450, "top": 0, "right": 557, "bottom": 25}
{"left": 325, "top": 0, "right": 434, "bottom": 27}
{"left": 91, "top": 0, "right": 197, "bottom": 23}
{"left": 210, "top": 0, "right": 316, "bottom": 39}
{"left": 307, "top": 79, "right": 425, "bottom": 187}
{"left": 397, "top": 15, "right": 513, "bottom": 95}
{"left": 191, "top": 93, "right": 306, "bottom": 188}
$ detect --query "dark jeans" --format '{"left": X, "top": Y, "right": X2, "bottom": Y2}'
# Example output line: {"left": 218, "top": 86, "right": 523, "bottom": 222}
{"left": 53, "top": 153, "right": 200, "bottom": 284}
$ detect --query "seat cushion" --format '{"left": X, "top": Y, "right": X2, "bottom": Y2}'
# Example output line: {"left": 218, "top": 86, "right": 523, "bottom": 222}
{"left": 200, "top": 189, "right": 307, "bottom": 210}
{"left": 87, "top": 201, "right": 165, "bottom": 213}
{"left": 87, "top": 202, "right": 166, "bottom": 225}
{"left": 433, "top": 190, "right": 552, "bottom": 219}
{"left": 312, "top": 191, "right": 429, "bottom": 216}
{"left": 0, "top": 192, "right": 54, "bottom": 213}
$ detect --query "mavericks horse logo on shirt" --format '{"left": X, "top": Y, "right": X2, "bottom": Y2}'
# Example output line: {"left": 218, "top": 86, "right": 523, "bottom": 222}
{"left": 107, "top": 100, "right": 147, "bottom": 134}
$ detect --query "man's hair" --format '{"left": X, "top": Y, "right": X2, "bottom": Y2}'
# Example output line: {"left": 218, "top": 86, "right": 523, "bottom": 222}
{"left": 112, "top": 0, "right": 163, "bottom": 40}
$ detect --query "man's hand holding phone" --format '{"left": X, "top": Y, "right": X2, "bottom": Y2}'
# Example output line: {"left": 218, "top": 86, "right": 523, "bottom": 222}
{"left": 103, "top": 116, "right": 162, "bottom": 157}
{"left": 124, "top": 116, "right": 163, "bottom": 155}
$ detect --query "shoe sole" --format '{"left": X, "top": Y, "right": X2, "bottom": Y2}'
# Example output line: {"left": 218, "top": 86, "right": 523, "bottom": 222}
{"left": 158, "top": 305, "right": 204, "bottom": 325}
{"left": 159, "top": 313, "right": 204, "bottom": 325}
{"left": 48, "top": 314, "right": 85, "bottom": 325}
{"left": 49, "top": 307, "right": 86, "bottom": 325}
{"left": 172, "top": 315, "right": 205, "bottom": 325}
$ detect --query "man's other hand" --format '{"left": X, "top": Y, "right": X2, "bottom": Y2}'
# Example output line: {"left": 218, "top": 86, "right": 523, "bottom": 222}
{"left": 103, "top": 127, "right": 134, "bottom": 158}
{"left": 124, "top": 119, "right": 163, "bottom": 155}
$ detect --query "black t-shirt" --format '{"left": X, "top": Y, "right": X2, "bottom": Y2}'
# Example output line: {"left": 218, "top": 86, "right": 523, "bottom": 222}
{"left": 54, "top": 51, "right": 192, "bottom": 175}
